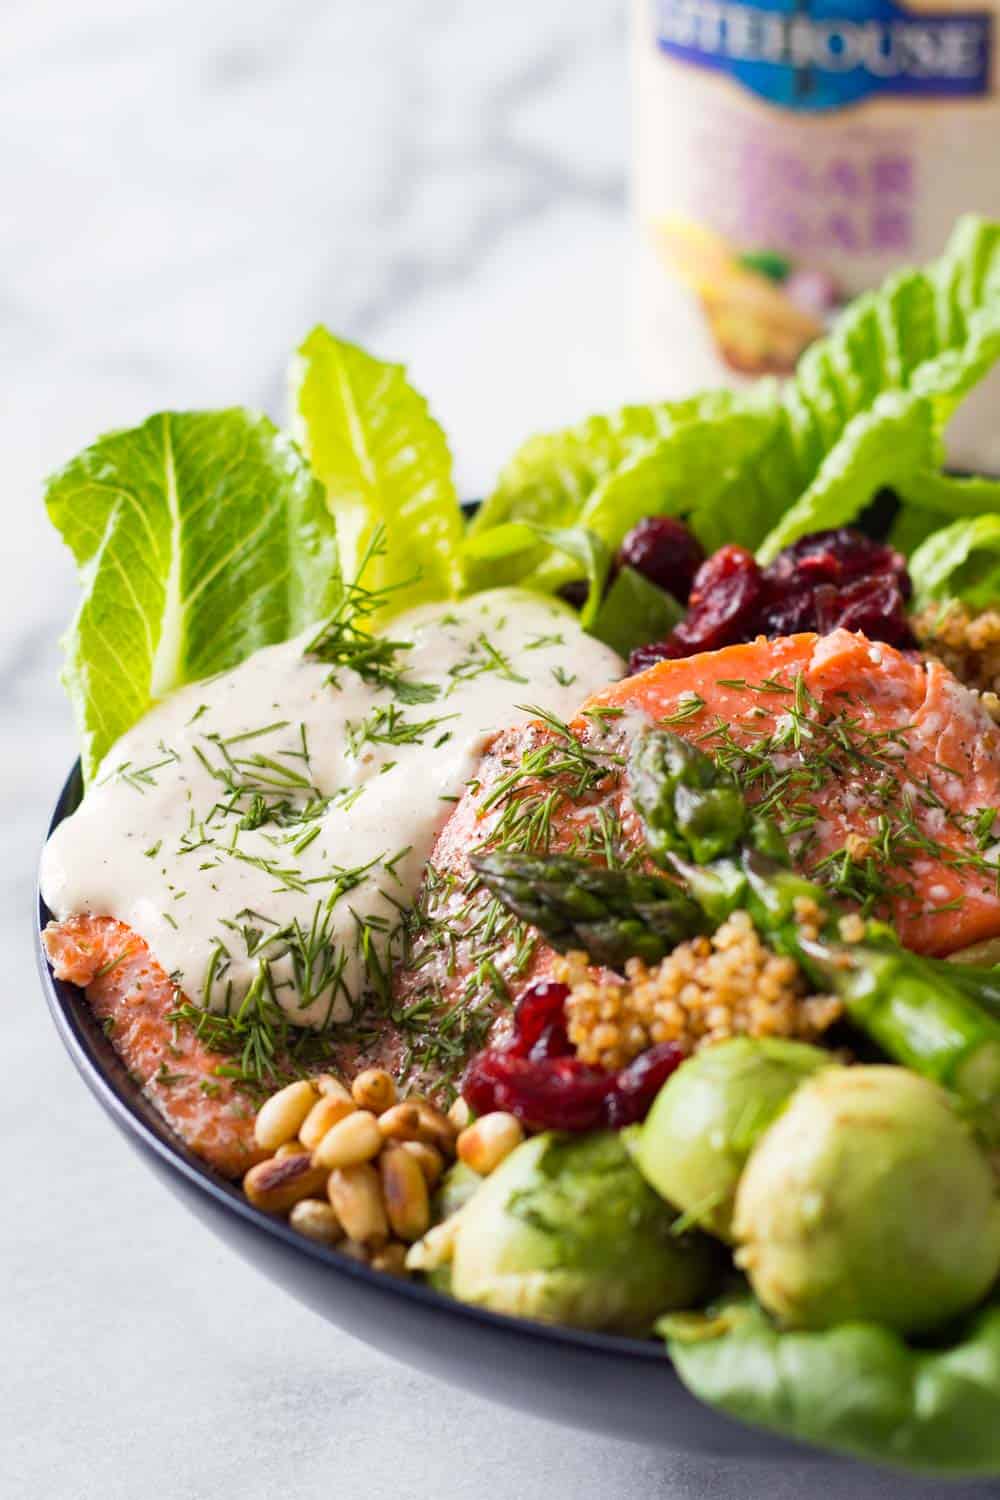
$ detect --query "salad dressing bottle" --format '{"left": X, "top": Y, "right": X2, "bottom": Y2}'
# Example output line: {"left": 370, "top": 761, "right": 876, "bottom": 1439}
{"left": 632, "top": 0, "right": 1000, "bottom": 470}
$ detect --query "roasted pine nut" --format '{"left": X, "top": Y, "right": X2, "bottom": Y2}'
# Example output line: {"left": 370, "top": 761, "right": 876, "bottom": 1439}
{"left": 400, "top": 1139, "right": 445, "bottom": 1186}
{"left": 289, "top": 1198, "right": 343, "bottom": 1245}
{"left": 299, "top": 1091, "right": 356, "bottom": 1150}
{"left": 413, "top": 1102, "right": 458, "bottom": 1155}
{"left": 253, "top": 1080, "right": 317, "bottom": 1151}
{"left": 380, "top": 1145, "right": 431, "bottom": 1242}
{"left": 243, "top": 1152, "right": 328, "bottom": 1213}
{"left": 327, "top": 1164, "right": 389, "bottom": 1246}
{"left": 314, "top": 1074, "right": 353, "bottom": 1101}
{"left": 457, "top": 1112, "right": 524, "bottom": 1175}
{"left": 351, "top": 1068, "right": 397, "bottom": 1113}
{"left": 377, "top": 1103, "right": 423, "bottom": 1142}
{"left": 313, "top": 1109, "right": 383, "bottom": 1169}
{"left": 447, "top": 1097, "right": 472, "bottom": 1130}
{"left": 275, "top": 1141, "right": 311, "bottom": 1160}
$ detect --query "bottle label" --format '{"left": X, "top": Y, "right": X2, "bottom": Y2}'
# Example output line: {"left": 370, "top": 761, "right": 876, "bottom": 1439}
{"left": 652, "top": 0, "right": 993, "bottom": 111}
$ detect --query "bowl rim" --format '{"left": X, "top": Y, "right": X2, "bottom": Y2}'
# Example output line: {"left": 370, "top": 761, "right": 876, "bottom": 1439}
{"left": 36, "top": 758, "right": 669, "bottom": 1367}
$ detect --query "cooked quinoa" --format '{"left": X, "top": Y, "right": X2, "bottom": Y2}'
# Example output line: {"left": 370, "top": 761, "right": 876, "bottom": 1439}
{"left": 558, "top": 910, "right": 842, "bottom": 1071}
{"left": 914, "top": 603, "right": 1000, "bottom": 719}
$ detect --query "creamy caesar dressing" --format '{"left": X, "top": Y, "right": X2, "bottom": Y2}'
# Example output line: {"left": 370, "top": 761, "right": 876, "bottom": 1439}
{"left": 41, "top": 592, "right": 622, "bottom": 1030}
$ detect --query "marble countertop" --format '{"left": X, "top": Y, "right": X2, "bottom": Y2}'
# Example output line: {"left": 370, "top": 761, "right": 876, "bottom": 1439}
{"left": 3, "top": 4, "right": 994, "bottom": 1496}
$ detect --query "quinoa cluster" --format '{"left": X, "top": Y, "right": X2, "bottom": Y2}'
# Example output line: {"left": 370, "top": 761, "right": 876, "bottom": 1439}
{"left": 914, "top": 603, "right": 1000, "bottom": 719}
{"left": 558, "top": 910, "right": 842, "bottom": 1071}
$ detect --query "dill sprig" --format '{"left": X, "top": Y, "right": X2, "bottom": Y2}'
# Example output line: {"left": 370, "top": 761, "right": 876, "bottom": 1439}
{"left": 305, "top": 524, "right": 436, "bottom": 703}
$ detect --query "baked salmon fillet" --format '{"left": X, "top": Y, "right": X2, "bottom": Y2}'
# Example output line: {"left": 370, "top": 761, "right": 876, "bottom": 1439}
{"left": 43, "top": 916, "right": 266, "bottom": 1177}
{"left": 397, "top": 629, "right": 1000, "bottom": 1027}
{"left": 44, "top": 628, "right": 1000, "bottom": 1167}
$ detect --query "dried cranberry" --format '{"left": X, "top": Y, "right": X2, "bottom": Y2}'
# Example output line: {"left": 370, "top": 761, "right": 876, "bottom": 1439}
{"left": 765, "top": 528, "right": 907, "bottom": 591}
{"left": 606, "top": 1043, "right": 686, "bottom": 1127}
{"left": 462, "top": 978, "right": 685, "bottom": 1132}
{"left": 511, "top": 980, "right": 570, "bottom": 1057}
{"left": 668, "top": 545, "right": 764, "bottom": 656}
{"left": 463, "top": 1049, "right": 615, "bottom": 1132}
{"left": 529, "top": 1022, "right": 573, "bottom": 1062}
{"left": 755, "top": 584, "right": 825, "bottom": 637}
{"left": 818, "top": 571, "right": 917, "bottom": 648}
{"left": 627, "top": 639, "right": 684, "bottom": 675}
{"left": 615, "top": 517, "right": 705, "bottom": 604}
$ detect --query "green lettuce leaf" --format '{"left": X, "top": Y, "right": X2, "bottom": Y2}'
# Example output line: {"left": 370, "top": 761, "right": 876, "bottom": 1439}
{"left": 909, "top": 515, "right": 1000, "bottom": 611}
{"left": 474, "top": 217, "right": 1000, "bottom": 585}
{"left": 46, "top": 409, "right": 341, "bottom": 783}
{"left": 467, "top": 389, "right": 779, "bottom": 591}
{"left": 290, "top": 326, "right": 465, "bottom": 611}
{"left": 662, "top": 1290, "right": 1000, "bottom": 1475}
{"left": 588, "top": 566, "right": 683, "bottom": 657}
{"left": 531, "top": 525, "right": 612, "bottom": 626}
{"left": 756, "top": 216, "right": 1000, "bottom": 561}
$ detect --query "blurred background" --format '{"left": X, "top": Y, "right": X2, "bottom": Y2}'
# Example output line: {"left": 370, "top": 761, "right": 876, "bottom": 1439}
{"left": 3, "top": 6, "right": 991, "bottom": 1498}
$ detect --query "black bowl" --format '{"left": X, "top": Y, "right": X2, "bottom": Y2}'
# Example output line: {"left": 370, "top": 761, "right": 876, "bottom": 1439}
{"left": 37, "top": 762, "right": 812, "bottom": 1463}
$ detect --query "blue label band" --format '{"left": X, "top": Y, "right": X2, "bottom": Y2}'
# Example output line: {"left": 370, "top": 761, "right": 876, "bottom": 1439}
{"left": 653, "top": 0, "right": 993, "bottom": 110}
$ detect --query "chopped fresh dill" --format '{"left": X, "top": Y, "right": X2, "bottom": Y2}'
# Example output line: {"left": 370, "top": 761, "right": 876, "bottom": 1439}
{"left": 660, "top": 693, "right": 705, "bottom": 725}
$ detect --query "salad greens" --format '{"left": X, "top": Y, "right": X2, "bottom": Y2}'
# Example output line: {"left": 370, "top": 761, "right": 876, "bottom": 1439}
{"left": 42, "top": 217, "right": 1000, "bottom": 1476}
{"left": 290, "top": 326, "right": 466, "bottom": 613}
{"left": 467, "top": 215, "right": 1000, "bottom": 580}
{"left": 587, "top": 565, "right": 682, "bottom": 656}
{"left": 909, "top": 514, "right": 1000, "bottom": 611}
{"left": 46, "top": 218, "right": 1000, "bottom": 779}
{"left": 466, "top": 388, "right": 779, "bottom": 590}
{"left": 663, "top": 1290, "right": 1000, "bottom": 1475}
{"left": 46, "top": 410, "right": 341, "bottom": 782}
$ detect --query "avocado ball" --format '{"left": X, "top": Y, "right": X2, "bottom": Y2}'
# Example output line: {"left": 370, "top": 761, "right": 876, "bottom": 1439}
{"left": 449, "top": 1131, "right": 716, "bottom": 1334}
{"left": 626, "top": 1037, "right": 833, "bottom": 1241}
{"left": 733, "top": 1065, "right": 1000, "bottom": 1336}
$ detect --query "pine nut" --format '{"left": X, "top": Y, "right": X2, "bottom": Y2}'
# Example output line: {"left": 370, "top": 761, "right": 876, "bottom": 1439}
{"left": 351, "top": 1068, "right": 397, "bottom": 1113}
{"left": 275, "top": 1141, "right": 311, "bottom": 1160}
{"left": 328, "top": 1164, "right": 389, "bottom": 1246}
{"left": 377, "top": 1103, "right": 423, "bottom": 1142}
{"left": 378, "top": 1101, "right": 457, "bottom": 1153}
{"left": 243, "top": 1152, "right": 328, "bottom": 1213}
{"left": 299, "top": 1091, "right": 356, "bottom": 1150}
{"left": 313, "top": 1110, "right": 383, "bottom": 1169}
{"left": 457, "top": 1112, "right": 524, "bottom": 1175}
{"left": 380, "top": 1145, "right": 431, "bottom": 1242}
{"left": 448, "top": 1097, "right": 472, "bottom": 1130}
{"left": 314, "top": 1073, "right": 353, "bottom": 1103}
{"left": 289, "top": 1198, "right": 343, "bottom": 1245}
{"left": 413, "top": 1103, "right": 458, "bottom": 1155}
{"left": 253, "top": 1080, "right": 318, "bottom": 1151}
{"left": 400, "top": 1139, "right": 445, "bottom": 1187}
{"left": 371, "top": 1241, "right": 409, "bottom": 1277}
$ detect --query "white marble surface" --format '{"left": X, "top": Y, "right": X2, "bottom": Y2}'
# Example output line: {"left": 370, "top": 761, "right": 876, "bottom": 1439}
{"left": 3, "top": 5, "right": 996, "bottom": 1497}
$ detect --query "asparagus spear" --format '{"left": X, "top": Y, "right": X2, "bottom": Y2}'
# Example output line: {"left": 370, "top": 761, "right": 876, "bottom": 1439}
{"left": 629, "top": 728, "right": 1000, "bottom": 1139}
{"left": 628, "top": 731, "right": 748, "bottom": 866}
{"left": 470, "top": 851, "right": 706, "bottom": 967}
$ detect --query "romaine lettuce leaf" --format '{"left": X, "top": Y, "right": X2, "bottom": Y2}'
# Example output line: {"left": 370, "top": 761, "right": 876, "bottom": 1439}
{"left": 909, "top": 515, "right": 1000, "bottom": 611}
{"left": 473, "top": 217, "right": 1000, "bottom": 586}
{"left": 756, "top": 216, "right": 1000, "bottom": 560}
{"left": 290, "top": 326, "right": 465, "bottom": 611}
{"left": 467, "top": 389, "right": 778, "bottom": 591}
{"left": 46, "top": 409, "right": 341, "bottom": 783}
{"left": 662, "top": 1290, "right": 1000, "bottom": 1475}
